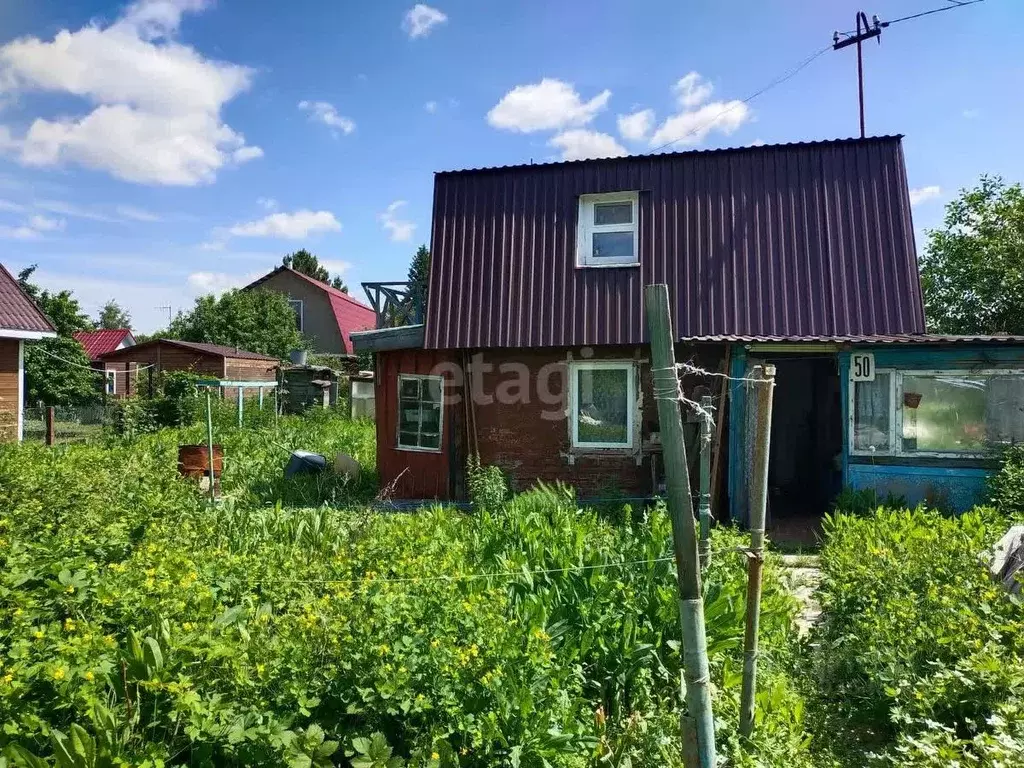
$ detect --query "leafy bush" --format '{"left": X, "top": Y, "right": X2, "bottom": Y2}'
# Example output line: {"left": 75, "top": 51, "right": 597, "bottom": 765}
{"left": 990, "top": 445, "right": 1024, "bottom": 519}
{"left": 465, "top": 455, "right": 509, "bottom": 511}
{"left": 0, "top": 424, "right": 813, "bottom": 766}
{"left": 812, "top": 507, "right": 1024, "bottom": 765}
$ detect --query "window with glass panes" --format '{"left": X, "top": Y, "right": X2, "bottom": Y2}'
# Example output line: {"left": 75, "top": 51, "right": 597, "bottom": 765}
{"left": 850, "top": 368, "right": 1024, "bottom": 457}
{"left": 577, "top": 192, "right": 639, "bottom": 266}
{"left": 397, "top": 374, "right": 443, "bottom": 451}
{"left": 569, "top": 361, "right": 636, "bottom": 449}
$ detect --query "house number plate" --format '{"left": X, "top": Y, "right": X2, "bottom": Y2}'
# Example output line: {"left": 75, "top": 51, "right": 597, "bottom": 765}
{"left": 851, "top": 352, "right": 876, "bottom": 382}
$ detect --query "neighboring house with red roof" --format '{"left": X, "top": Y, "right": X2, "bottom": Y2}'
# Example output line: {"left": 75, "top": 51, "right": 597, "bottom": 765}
{"left": 73, "top": 328, "right": 137, "bottom": 398}
{"left": 243, "top": 266, "right": 375, "bottom": 356}
{"left": 0, "top": 263, "right": 56, "bottom": 441}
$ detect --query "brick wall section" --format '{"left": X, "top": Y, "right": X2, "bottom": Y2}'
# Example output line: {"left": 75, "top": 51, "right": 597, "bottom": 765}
{"left": 469, "top": 345, "right": 725, "bottom": 497}
{"left": 0, "top": 339, "right": 19, "bottom": 441}
{"left": 375, "top": 343, "right": 726, "bottom": 500}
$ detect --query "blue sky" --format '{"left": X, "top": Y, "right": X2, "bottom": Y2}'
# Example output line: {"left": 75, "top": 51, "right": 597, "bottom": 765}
{"left": 0, "top": 0, "right": 1021, "bottom": 332}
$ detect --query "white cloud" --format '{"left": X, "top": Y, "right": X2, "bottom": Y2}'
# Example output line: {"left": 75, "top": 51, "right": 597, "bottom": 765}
{"left": 487, "top": 79, "right": 611, "bottom": 133}
{"left": 114, "top": 204, "right": 161, "bottom": 222}
{"left": 549, "top": 130, "right": 627, "bottom": 161}
{"left": 909, "top": 185, "right": 942, "bottom": 206}
{"left": 228, "top": 209, "right": 341, "bottom": 239}
{"left": 298, "top": 100, "right": 356, "bottom": 135}
{"left": 378, "top": 200, "right": 415, "bottom": 242}
{"left": 649, "top": 100, "right": 752, "bottom": 148}
{"left": 232, "top": 145, "right": 263, "bottom": 162}
{"left": 186, "top": 270, "right": 262, "bottom": 295}
{"left": 403, "top": 4, "right": 447, "bottom": 39}
{"left": 0, "top": 225, "right": 40, "bottom": 240}
{"left": 749, "top": 138, "right": 766, "bottom": 147}
{"left": 617, "top": 109, "right": 655, "bottom": 141}
{"left": 674, "top": 72, "right": 714, "bottom": 109}
{"left": 36, "top": 199, "right": 124, "bottom": 223}
{"left": 256, "top": 197, "right": 277, "bottom": 211}
{"left": 0, "top": 198, "right": 28, "bottom": 213}
{"left": 320, "top": 258, "right": 352, "bottom": 277}
{"left": 27, "top": 213, "right": 65, "bottom": 232}
{"left": 424, "top": 100, "right": 438, "bottom": 114}
{"left": 0, "top": 0, "right": 259, "bottom": 185}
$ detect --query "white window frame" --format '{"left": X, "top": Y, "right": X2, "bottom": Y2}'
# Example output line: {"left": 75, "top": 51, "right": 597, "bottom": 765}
{"left": 849, "top": 367, "right": 1024, "bottom": 458}
{"left": 288, "top": 299, "right": 304, "bottom": 332}
{"left": 577, "top": 192, "right": 640, "bottom": 268}
{"left": 396, "top": 374, "right": 443, "bottom": 453}
{"left": 569, "top": 360, "right": 637, "bottom": 450}
{"left": 105, "top": 369, "right": 117, "bottom": 396}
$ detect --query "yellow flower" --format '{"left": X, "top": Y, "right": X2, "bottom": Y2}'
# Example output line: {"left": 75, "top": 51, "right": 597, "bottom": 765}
{"left": 430, "top": 639, "right": 440, "bottom": 648}
{"left": 183, "top": 622, "right": 195, "bottom": 631}
{"left": 2, "top": 673, "right": 12, "bottom": 685}
{"left": 64, "top": 618, "right": 76, "bottom": 632}
{"left": 431, "top": 752, "right": 440, "bottom": 760}
{"left": 64, "top": 585, "right": 75, "bottom": 594}
{"left": 52, "top": 667, "right": 66, "bottom": 681}
{"left": 84, "top": 671, "right": 94, "bottom": 681}
{"left": 33, "top": 630, "right": 44, "bottom": 640}
{"left": 12, "top": 608, "right": 22, "bottom": 617}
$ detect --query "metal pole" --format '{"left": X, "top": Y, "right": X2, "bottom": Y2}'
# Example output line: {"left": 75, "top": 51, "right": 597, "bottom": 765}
{"left": 205, "top": 390, "right": 216, "bottom": 505}
{"left": 258, "top": 387, "right": 264, "bottom": 411}
{"left": 236, "top": 386, "right": 243, "bottom": 427}
{"left": 738, "top": 364, "right": 776, "bottom": 740}
{"left": 698, "top": 395, "right": 713, "bottom": 570}
{"left": 857, "top": 15, "right": 866, "bottom": 138}
{"left": 644, "top": 284, "right": 716, "bottom": 768}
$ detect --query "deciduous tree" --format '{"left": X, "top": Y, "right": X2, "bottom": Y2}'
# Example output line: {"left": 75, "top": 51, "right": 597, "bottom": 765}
{"left": 920, "top": 176, "right": 1024, "bottom": 334}
{"left": 283, "top": 249, "right": 348, "bottom": 293}
{"left": 166, "top": 288, "right": 304, "bottom": 359}
{"left": 97, "top": 299, "right": 132, "bottom": 330}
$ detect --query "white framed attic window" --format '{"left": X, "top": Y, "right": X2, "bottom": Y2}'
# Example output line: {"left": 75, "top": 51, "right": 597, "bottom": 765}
{"left": 288, "top": 299, "right": 304, "bottom": 332}
{"left": 569, "top": 361, "right": 637, "bottom": 449}
{"left": 397, "top": 374, "right": 443, "bottom": 452}
{"left": 577, "top": 192, "right": 639, "bottom": 267}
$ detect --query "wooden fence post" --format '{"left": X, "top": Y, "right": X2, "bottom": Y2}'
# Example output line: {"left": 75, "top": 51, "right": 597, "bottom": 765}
{"left": 45, "top": 406, "right": 55, "bottom": 446}
{"left": 739, "top": 364, "right": 776, "bottom": 740}
{"left": 645, "top": 284, "right": 716, "bottom": 768}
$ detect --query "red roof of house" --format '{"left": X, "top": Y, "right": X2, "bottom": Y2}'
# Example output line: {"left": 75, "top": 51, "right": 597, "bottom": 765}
{"left": 73, "top": 328, "right": 135, "bottom": 360}
{"left": 0, "top": 263, "right": 57, "bottom": 335}
{"left": 245, "top": 266, "right": 375, "bottom": 354}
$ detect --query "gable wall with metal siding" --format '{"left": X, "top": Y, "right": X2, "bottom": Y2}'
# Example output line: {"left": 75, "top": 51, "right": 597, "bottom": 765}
{"left": 253, "top": 270, "right": 346, "bottom": 354}
{"left": 426, "top": 137, "right": 924, "bottom": 350}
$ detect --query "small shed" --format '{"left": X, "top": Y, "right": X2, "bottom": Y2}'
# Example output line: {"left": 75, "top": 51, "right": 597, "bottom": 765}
{"left": 99, "top": 339, "right": 278, "bottom": 397}
{"left": 281, "top": 364, "right": 341, "bottom": 413}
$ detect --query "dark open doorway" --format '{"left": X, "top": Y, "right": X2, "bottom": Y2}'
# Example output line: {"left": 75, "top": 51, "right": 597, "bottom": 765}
{"left": 764, "top": 355, "right": 843, "bottom": 545}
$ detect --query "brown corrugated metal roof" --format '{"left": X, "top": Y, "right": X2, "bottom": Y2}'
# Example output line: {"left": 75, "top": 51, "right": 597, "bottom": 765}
{"left": 100, "top": 338, "right": 278, "bottom": 361}
{"left": 425, "top": 136, "right": 924, "bottom": 349}
{"left": 0, "top": 263, "right": 57, "bottom": 334}
{"left": 683, "top": 334, "right": 1024, "bottom": 345}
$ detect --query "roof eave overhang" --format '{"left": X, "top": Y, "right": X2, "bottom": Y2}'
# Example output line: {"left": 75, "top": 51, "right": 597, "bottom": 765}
{"left": 351, "top": 324, "right": 425, "bottom": 352}
{"left": 0, "top": 328, "right": 57, "bottom": 340}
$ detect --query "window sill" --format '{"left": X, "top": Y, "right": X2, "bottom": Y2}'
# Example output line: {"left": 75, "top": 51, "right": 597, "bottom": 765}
{"left": 396, "top": 445, "right": 443, "bottom": 454}
{"left": 577, "top": 261, "right": 641, "bottom": 269}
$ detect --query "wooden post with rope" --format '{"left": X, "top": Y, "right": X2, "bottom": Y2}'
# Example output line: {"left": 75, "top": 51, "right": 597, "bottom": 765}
{"left": 645, "top": 284, "right": 716, "bottom": 768}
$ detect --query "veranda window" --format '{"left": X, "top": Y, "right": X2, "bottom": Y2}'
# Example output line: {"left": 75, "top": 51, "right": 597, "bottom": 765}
{"left": 569, "top": 361, "right": 636, "bottom": 449}
{"left": 850, "top": 368, "right": 1024, "bottom": 457}
{"left": 397, "top": 374, "right": 442, "bottom": 451}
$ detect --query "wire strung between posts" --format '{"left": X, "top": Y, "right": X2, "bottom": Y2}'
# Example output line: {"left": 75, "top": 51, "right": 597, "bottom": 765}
{"left": 246, "top": 555, "right": 677, "bottom": 587}
{"left": 677, "top": 361, "right": 772, "bottom": 386}
{"left": 36, "top": 346, "right": 156, "bottom": 373}
{"left": 650, "top": 365, "right": 718, "bottom": 437}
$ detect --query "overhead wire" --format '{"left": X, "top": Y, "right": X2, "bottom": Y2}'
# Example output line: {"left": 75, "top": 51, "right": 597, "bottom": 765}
{"left": 835, "top": 0, "right": 986, "bottom": 39}
{"left": 645, "top": 43, "right": 833, "bottom": 156}
{"left": 36, "top": 345, "right": 155, "bottom": 373}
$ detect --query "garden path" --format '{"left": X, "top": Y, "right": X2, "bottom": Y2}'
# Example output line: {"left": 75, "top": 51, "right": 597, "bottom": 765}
{"left": 780, "top": 554, "right": 822, "bottom": 636}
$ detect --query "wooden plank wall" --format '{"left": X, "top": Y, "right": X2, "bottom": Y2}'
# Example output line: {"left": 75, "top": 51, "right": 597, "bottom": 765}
{"left": 0, "top": 339, "right": 20, "bottom": 441}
